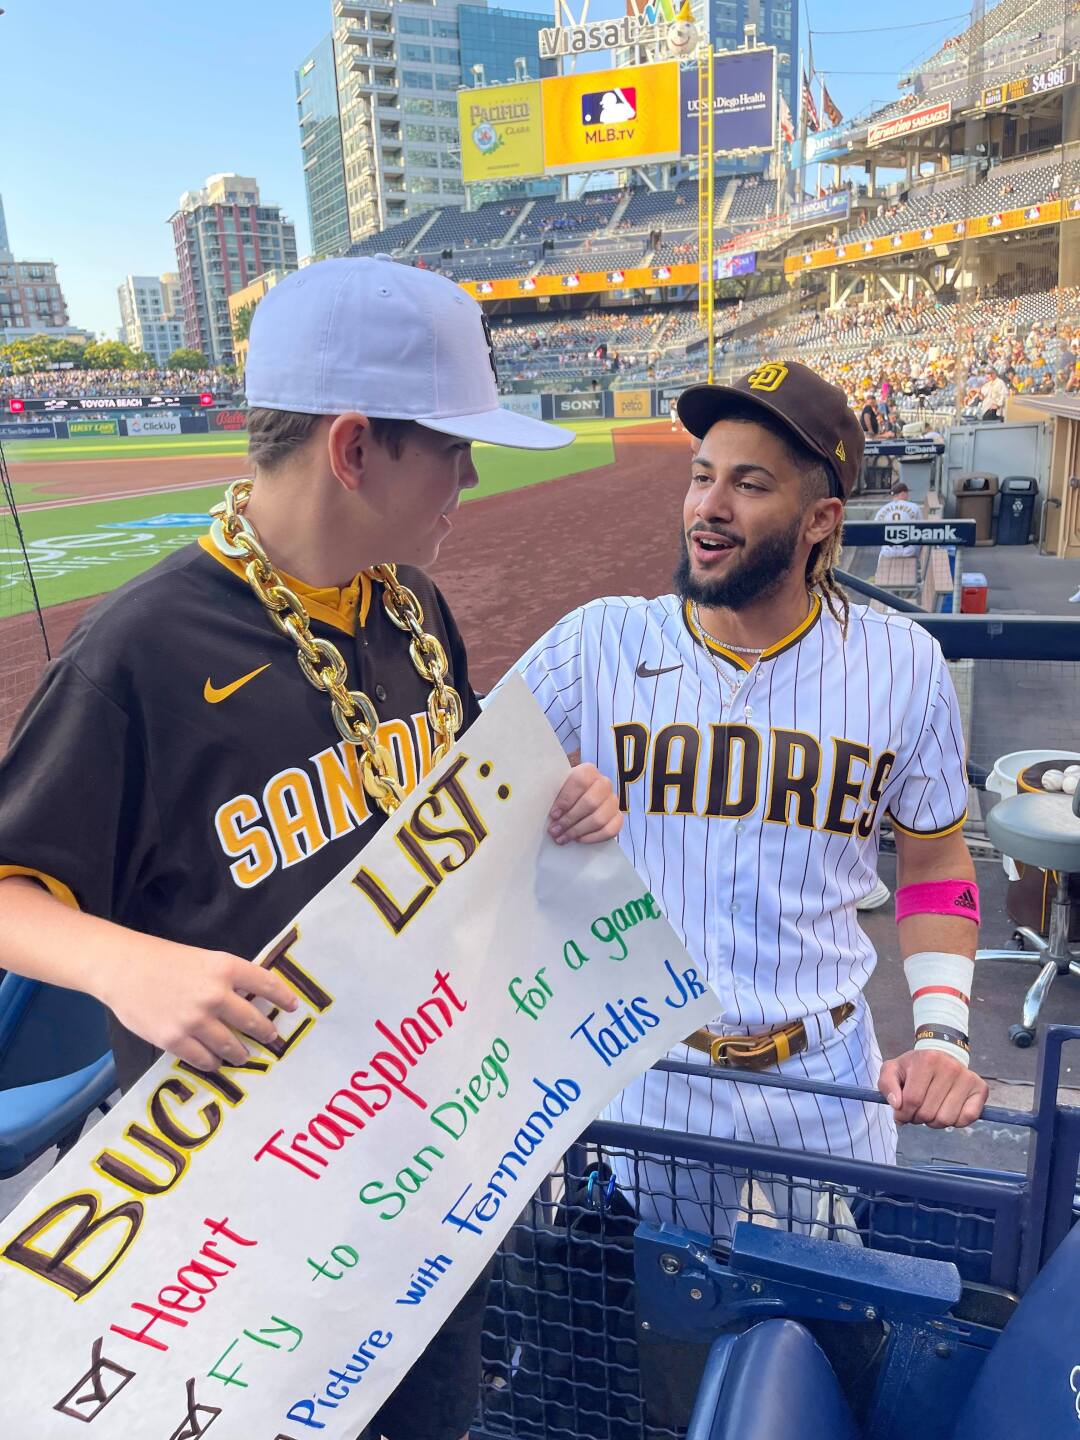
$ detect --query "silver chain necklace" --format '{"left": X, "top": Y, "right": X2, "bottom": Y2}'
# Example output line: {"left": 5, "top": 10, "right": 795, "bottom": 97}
{"left": 691, "top": 603, "right": 766, "bottom": 655}
{"left": 692, "top": 604, "right": 749, "bottom": 703}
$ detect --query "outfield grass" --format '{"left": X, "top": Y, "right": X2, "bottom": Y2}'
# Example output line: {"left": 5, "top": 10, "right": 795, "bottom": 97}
{"left": 4, "top": 432, "right": 251, "bottom": 464}
{"left": 4, "top": 414, "right": 646, "bottom": 469}
{"left": 3, "top": 417, "right": 643, "bottom": 612}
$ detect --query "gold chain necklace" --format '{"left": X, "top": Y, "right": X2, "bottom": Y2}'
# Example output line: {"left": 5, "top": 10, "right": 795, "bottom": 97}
{"left": 209, "top": 479, "right": 463, "bottom": 815}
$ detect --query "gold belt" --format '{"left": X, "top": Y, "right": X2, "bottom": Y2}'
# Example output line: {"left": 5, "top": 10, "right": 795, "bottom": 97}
{"left": 684, "top": 1003, "right": 856, "bottom": 1071}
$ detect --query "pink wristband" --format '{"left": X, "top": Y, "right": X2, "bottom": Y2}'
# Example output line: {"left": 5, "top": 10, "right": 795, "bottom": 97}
{"left": 896, "top": 879, "right": 980, "bottom": 926}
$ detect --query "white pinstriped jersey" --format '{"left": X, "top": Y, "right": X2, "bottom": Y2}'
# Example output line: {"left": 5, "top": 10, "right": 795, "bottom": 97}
{"left": 875, "top": 497, "right": 924, "bottom": 558}
{"left": 504, "top": 592, "right": 968, "bottom": 1033}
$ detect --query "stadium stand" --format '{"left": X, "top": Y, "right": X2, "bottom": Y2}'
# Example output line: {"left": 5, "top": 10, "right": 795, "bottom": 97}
{"left": 416, "top": 201, "right": 524, "bottom": 251}
{"left": 723, "top": 288, "right": 1080, "bottom": 415}
{"left": 619, "top": 180, "right": 699, "bottom": 229}
{"left": 537, "top": 245, "right": 650, "bottom": 275}
{"left": 726, "top": 176, "right": 779, "bottom": 224}
{"left": 413, "top": 249, "right": 539, "bottom": 281}
{"left": 347, "top": 209, "right": 438, "bottom": 256}
{"left": 0, "top": 368, "right": 234, "bottom": 400}
{"left": 832, "top": 157, "right": 1080, "bottom": 247}
{"left": 864, "top": 0, "right": 1075, "bottom": 127}
{"left": 513, "top": 189, "right": 626, "bottom": 240}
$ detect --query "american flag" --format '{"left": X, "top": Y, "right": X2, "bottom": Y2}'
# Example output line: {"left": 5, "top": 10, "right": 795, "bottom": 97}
{"left": 801, "top": 69, "right": 820, "bottom": 132}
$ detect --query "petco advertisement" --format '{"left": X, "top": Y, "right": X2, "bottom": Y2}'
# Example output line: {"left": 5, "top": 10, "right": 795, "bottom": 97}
{"left": 127, "top": 413, "right": 183, "bottom": 436}
{"left": 498, "top": 393, "right": 543, "bottom": 419}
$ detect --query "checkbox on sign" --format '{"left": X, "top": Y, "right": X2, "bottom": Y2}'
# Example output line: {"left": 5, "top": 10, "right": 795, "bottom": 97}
{"left": 167, "top": 1378, "right": 222, "bottom": 1440}
{"left": 53, "top": 1336, "right": 135, "bottom": 1422}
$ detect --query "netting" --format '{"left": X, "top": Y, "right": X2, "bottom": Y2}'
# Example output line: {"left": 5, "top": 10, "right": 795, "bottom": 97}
{"left": 0, "top": 440, "right": 50, "bottom": 754}
{"left": 473, "top": 1121, "right": 1023, "bottom": 1440}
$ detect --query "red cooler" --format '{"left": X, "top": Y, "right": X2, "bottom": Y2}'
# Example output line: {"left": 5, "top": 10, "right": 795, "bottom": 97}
{"left": 960, "top": 572, "right": 988, "bottom": 613}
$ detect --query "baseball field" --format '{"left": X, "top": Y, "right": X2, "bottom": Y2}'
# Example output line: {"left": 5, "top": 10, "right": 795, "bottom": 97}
{"left": 0, "top": 417, "right": 689, "bottom": 746}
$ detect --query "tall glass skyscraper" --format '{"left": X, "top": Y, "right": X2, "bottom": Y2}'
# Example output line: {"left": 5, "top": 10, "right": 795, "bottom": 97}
{"left": 710, "top": 0, "right": 797, "bottom": 124}
{"left": 456, "top": 5, "right": 557, "bottom": 87}
{"left": 296, "top": 36, "right": 352, "bottom": 256}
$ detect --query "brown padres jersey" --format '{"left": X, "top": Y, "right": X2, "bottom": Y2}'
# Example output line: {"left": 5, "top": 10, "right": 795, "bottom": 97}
{"left": 0, "top": 536, "right": 480, "bottom": 1089}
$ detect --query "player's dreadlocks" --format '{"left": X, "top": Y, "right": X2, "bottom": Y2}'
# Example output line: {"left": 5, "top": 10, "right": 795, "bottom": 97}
{"left": 806, "top": 523, "right": 849, "bottom": 633}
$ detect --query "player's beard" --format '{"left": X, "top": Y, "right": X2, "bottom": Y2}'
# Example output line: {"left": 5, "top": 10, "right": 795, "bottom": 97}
{"left": 674, "top": 513, "right": 803, "bottom": 611}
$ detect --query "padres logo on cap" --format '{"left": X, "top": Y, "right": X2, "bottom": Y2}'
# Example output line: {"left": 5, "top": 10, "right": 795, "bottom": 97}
{"left": 747, "top": 362, "right": 788, "bottom": 393}
{"left": 835, "top": 440, "right": 846, "bottom": 461}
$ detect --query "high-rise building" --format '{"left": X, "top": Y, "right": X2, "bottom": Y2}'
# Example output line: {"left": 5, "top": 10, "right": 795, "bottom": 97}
{"left": 333, "top": 0, "right": 564, "bottom": 242}
{"left": 116, "top": 275, "right": 185, "bottom": 367}
{"left": 0, "top": 257, "right": 72, "bottom": 341}
{"left": 334, "top": 0, "right": 468, "bottom": 240}
{"left": 160, "top": 271, "right": 182, "bottom": 319}
{"left": 296, "top": 36, "right": 352, "bottom": 256}
{"left": 0, "top": 195, "right": 83, "bottom": 342}
{"left": 169, "top": 174, "right": 298, "bottom": 366}
{"left": 227, "top": 269, "right": 288, "bottom": 373}
{"left": 456, "top": 5, "right": 557, "bottom": 87}
{"left": 709, "top": 0, "right": 797, "bottom": 126}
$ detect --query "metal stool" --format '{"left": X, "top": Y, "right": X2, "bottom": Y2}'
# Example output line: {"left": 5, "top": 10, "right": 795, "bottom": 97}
{"left": 978, "top": 783, "right": 1080, "bottom": 1046}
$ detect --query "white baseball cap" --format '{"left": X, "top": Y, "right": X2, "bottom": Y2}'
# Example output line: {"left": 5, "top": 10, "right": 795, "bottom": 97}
{"left": 244, "top": 256, "right": 571, "bottom": 450}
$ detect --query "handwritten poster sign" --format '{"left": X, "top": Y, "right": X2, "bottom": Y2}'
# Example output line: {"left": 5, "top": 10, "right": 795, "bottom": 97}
{"left": 0, "top": 677, "right": 715, "bottom": 1438}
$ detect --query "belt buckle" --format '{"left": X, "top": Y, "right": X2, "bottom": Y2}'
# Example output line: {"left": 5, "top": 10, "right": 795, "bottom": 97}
{"left": 708, "top": 1035, "right": 740, "bottom": 1068}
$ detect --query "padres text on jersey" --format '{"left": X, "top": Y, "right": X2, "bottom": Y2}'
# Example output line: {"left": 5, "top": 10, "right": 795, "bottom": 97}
{"left": 502, "top": 593, "right": 967, "bottom": 1033}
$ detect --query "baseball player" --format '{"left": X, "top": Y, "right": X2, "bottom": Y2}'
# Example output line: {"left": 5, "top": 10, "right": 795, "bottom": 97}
{"left": 875, "top": 478, "right": 924, "bottom": 562}
{"left": 497, "top": 360, "right": 988, "bottom": 1235}
{"left": 0, "top": 257, "right": 621, "bottom": 1440}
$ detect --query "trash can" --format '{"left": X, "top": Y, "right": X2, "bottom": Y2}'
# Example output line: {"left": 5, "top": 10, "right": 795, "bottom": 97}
{"left": 996, "top": 476, "right": 1038, "bottom": 545}
{"left": 960, "top": 572, "right": 988, "bottom": 612}
{"left": 954, "top": 473, "right": 999, "bottom": 545}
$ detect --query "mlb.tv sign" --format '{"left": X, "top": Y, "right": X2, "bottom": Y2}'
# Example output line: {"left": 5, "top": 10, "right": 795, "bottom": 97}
{"left": 542, "top": 62, "right": 681, "bottom": 172}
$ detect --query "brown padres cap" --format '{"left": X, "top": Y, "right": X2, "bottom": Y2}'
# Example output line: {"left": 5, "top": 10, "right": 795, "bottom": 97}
{"left": 677, "top": 359, "right": 865, "bottom": 500}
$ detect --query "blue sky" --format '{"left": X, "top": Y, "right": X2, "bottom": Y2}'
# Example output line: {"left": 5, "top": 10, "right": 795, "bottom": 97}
{"left": 0, "top": 0, "right": 976, "bottom": 341}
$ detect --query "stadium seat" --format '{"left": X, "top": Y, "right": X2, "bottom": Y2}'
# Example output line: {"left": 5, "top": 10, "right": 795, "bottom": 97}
{"left": 0, "top": 973, "right": 117, "bottom": 1178}
{"left": 686, "top": 1320, "right": 859, "bottom": 1440}
{"left": 682, "top": 1219, "right": 1080, "bottom": 1440}
{"left": 951, "top": 1210, "right": 1080, "bottom": 1437}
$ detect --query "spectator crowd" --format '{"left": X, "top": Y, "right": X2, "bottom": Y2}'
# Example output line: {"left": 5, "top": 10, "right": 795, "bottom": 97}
{"left": 0, "top": 367, "right": 234, "bottom": 401}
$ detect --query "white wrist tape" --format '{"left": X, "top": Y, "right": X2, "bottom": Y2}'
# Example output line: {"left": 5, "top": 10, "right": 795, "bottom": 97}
{"left": 904, "top": 951, "right": 974, "bottom": 1066}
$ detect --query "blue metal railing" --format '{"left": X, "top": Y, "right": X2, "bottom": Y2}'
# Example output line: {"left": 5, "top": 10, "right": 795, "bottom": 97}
{"left": 474, "top": 1026, "right": 1080, "bottom": 1440}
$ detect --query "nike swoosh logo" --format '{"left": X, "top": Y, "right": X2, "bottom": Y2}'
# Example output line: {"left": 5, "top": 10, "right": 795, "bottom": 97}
{"left": 636, "top": 661, "right": 683, "bottom": 679}
{"left": 204, "top": 664, "right": 271, "bottom": 704}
